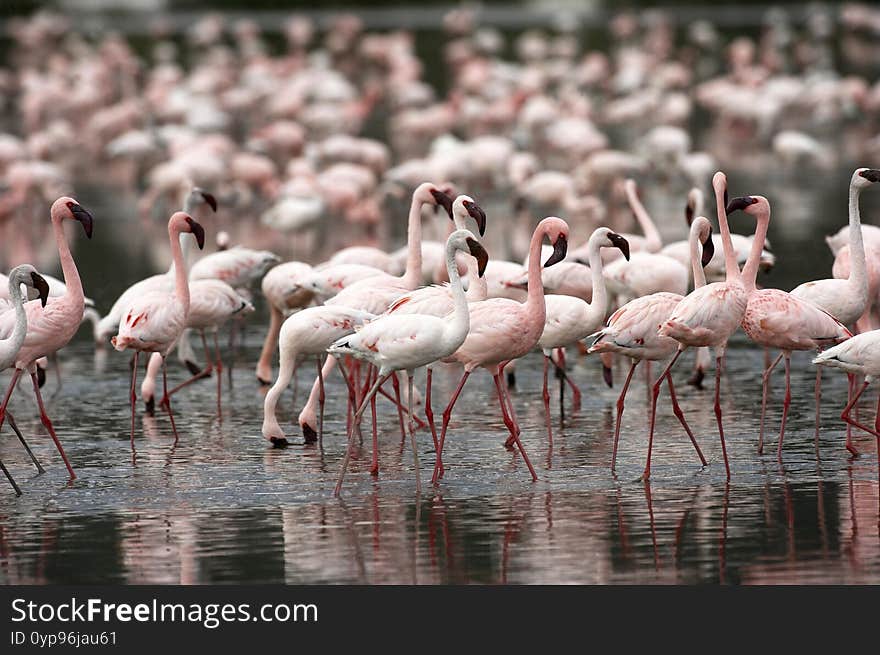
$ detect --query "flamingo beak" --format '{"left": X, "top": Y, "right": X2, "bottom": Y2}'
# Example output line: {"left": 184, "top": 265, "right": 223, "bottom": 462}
{"left": 685, "top": 202, "right": 694, "bottom": 226}
{"left": 430, "top": 189, "right": 454, "bottom": 219}
{"left": 608, "top": 233, "right": 630, "bottom": 261}
{"left": 186, "top": 217, "right": 206, "bottom": 249}
{"left": 725, "top": 196, "right": 758, "bottom": 214}
{"left": 464, "top": 200, "right": 487, "bottom": 236}
{"left": 701, "top": 228, "right": 715, "bottom": 267}
{"left": 31, "top": 272, "right": 50, "bottom": 307}
{"left": 200, "top": 190, "right": 218, "bottom": 212}
{"left": 466, "top": 237, "right": 489, "bottom": 277}
{"left": 859, "top": 169, "right": 880, "bottom": 183}
{"left": 67, "top": 202, "right": 93, "bottom": 238}
{"left": 544, "top": 234, "right": 568, "bottom": 267}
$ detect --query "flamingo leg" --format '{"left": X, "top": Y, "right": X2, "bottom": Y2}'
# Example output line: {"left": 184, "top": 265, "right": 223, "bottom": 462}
{"left": 168, "top": 330, "right": 213, "bottom": 395}
{"left": 713, "top": 355, "right": 731, "bottom": 480}
{"left": 424, "top": 368, "right": 438, "bottom": 452}
{"left": 434, "top": 370, "right": 471, "bottom": 484}
{"left": 130, "top": 351, "right": 139, "bottom": 449}
{"left": 407, "top": 372, "right": 421, "bottom": 494}
{"left": 667, "top": 373, "right": 707, "bottom": 466}
{"left": 213, "top": 330, "right": 222, "bottom": 417}
{"left": 814, "top": 367, "right": 822, "bottom": 450}
{"left": 776, "top": 353, "right": 792, "bottom": 462}
{"left": 0, "top": 456, "right": 21, "bottom": 496}
{"left": 29, "top": 369, "right": 75, "bottom": 480}
{"left": 0, "top": 368, "right": 23, "bottom": 431}
{"left": 159, "top": 358, "right": 180, "bottom": 443}
{"left": 336, "top": 373, "right": 389, "bottom": 496}
{"left": 542, "top": 355, "right": 553, "bottom": 446}
{"left": 377, "top": 387, "right": 427, "bottom": 429}
{"left": 550, "top": 354, "right": 581, "bottom": 413}
{"left": 370, "top": 375, "right": 379, "bottom": 476}
{"left": 316, "top": 354, "right": 325, "bottom": 447}
{"left": 845, "top": 374, "right": 859, "bottom": 456}
{"left": 759, "top": 353, "right": 783, "bottom": 455}
{"left": 840, "top": 380, "right": 878, "bottom": 440}
{"left": 493, "top": 372, "right": 537, "bottom": 481}
{"left": 7, "top": 412, "right": 44, "bottom": 474}
{"left": 611, "top": 360, "right": 638, "bottom": 473}
{"left": 390, "top": 373, "right": 407, "bottom": 442}
{"left": 557, "top": 348, "right": 565, "bottom": 423}
{"left": 643, "top": 350, "right": 682, "bottom": 481}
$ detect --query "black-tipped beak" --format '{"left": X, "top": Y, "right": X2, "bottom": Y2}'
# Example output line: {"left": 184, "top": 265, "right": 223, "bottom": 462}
{"left": 186, "top": 217, "right": 206, "bottom": 249}
{"left": 430, "top": 189, "right": 454, "bottom": 219}
{"left": 463, "top": 200, "right": 487, "bottom": 236}
{"left": 544, "top": 234, "right": 568, "bottom": 267}
{"left": 68, "top": 202, "right": 93, "bottom": 238}
{"left": 466, "top": 237, "right": 489, "bottom": 277}
{"left": 701, "top": 228, "right": 715, "bottom": 267}
{"left": 723, "top": 188, "right": 728, "bottom": 210}
{"left": 31, "top": 272, "right": 50, "bottom": 307}
{"left": 685, "top": 202, "right": 694, "bottom": 226}
{"left": 859, "top": 169, "right": 880, "bottom": 183}
{"left": 608, "top": 233, "right": 630, "bottom": 261}
{"left": 200, "top": 190, "right": 218, "bottom": 212}
{"left": 725, "top": 196, "right": 758, "bottom": 214}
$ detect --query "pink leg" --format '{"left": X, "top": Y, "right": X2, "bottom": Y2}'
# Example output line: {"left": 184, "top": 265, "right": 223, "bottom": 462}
{"left": 713, "top": 356, "right": 731, "bottom": 480}
{"left": 558, "top": 348, "right": 581, "bottom": 410}
{"left": 159, "top": 358, "right": 180, "bottom": 443}
{"left": 316, "top": 355, "right": 325, "bottom": 446}
{"left": 667, "top": 374, "right": 707, "bottom": 466}
{"left": 370, "top": 376, "right": 379, "bottom": 477}
{"left": 612, "top": 360, "right": 638, "bottom": 473}
{"left": 759, "top": 353, "right": 783, "bottom": 455}
{"left": 130, "top": 351, "right": 139, "bottom": 449}
{"left": 433, "top": 370, "right": 471, "bottom": 484}
{"left": 845, "top": 374, "right": 859, "bottom": 456}
{"left": 390, "top": 373, "right": 407, "bottom": 442}
{"left": 424, "top": 368, "right": 438, "bottom": 451}
{"left": 377, "top": 387, "right": 428, "bottom": 429}
{"left": 814, "top": 367, "right": 822, "bottom": 452}
{"left": 0, "top": 368, "right": 23, "bottom": 431}
{"left": 643, "top": 350, "right": 683, "bottom": 481}
{"left": 335, "top": 373, "right": 389, "bottom": 496}
{"left": 542, "top": 355, "right": 553, "bottom": 446}
{"left": 407, "top": 372, "right": 421, "bottom": 494}
{"left": 776, "top": 353, "right": 792, "bottom": 463}
{"left": 29, "top": 370, "right": 75, "bottom": 480}
{"left": 214, "top": 331, "right": 223, "bottom": 417}
{"left": 841, "top": 380, "right": 878, "bottom": 440}
{"left": 168, "top": 331, "right": 213, "bottom": 395}
{"left": 493, "top": 372, "right": 537, "bottom": 481}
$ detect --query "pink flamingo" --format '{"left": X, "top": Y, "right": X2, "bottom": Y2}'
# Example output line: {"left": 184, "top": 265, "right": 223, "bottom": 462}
{"left": 0, "top": 197, "right": 94, "bottom": 480}
{"left": 111, "top": 211, "right": 205, "bottom": 445}
{"left": 433, "top": 216, "right": 570, "bottom": 483}
{"left": 728, "top": 195, "right": 851, "bottom": 461}
{"left": 656, "top": 172, "right": 749, "bottom": 480}
{"left": 536, "top": 227, "right": 630, "bottom": 440}
{"left": 590, "top": 216, "right": 715, "bottom": 477}
{"left": 329, "top": 229, "right": 489, "bottom": 495}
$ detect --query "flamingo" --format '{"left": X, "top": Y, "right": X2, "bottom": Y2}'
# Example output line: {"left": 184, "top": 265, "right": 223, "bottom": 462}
{"left": 656, "top": 172, "right": 749, "bottom": 480}
{"left": 328, "top": 228, "right": 489, "bottom": 495}
{"left": 0, "top": 265, "right": 50, "bottom": 494}
{"left": 536, "top": 227, "right": 630, "bottom": 440}
{"left": 111, "top": 211, "right": 206, "bottom": 445}
{"left": 813, "top": 329, "right": 880, "bottom": 469}
{"left": 590, "top": 216, "right": 715, "bottom": 476}
{"left": 433, "top": 216, "right": 570, "bottom": 483}
{"left": 261, "top": 306, "right": 374, "bottom": 447}
{"left": 0, "top": 197, "right": 94, "bottom": 480}
{"left": 728, "top": 195, "right": 851, "bottom": 461}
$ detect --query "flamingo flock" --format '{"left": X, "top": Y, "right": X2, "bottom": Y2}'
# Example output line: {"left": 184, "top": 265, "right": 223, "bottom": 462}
{"left": 1, "top": 7, "right": 880, "bottom": 501}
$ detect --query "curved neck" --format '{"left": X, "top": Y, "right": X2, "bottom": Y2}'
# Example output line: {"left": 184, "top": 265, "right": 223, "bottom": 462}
{"left": 524, "top": 228, "right": 548, "bottom": 324}
{"left": 584, "top": 238, "right": 610, "bottom": 326}
{"left": 715, "top": 184, "right": 741, "bottom": 283}
{"left": 742, "top": 207, "right": 770, "bottom": 292}
{"left": 3, "top": 276, "right": 29, "bottom": 355}
{"left": 53, "top": 217, "right": 84, "bottom": 302}
{"left": 690, "top": 231, "right": 708, "bottom": 289}
{"left": 402, "top": 195, "right": 425, "bottom": 289}
{"left": 626, "top": 185, "right": 662, "bottom": 251}
{"left": 445, "top": 245, "right": 470, "bottom": 342}
{"left": 169, "top": 233, "right": 196, "bottom": 276}
{"left": 847, "top": 183, "right": 867, "bottom": 292}
{"left": 169, "top": 225, "right": 190, "bottom": 311}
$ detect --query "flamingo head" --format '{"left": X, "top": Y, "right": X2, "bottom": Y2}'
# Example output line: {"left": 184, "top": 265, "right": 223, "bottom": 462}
{"left": 428, "top": 186, "right": 454, "bottom": 218}
{"left": 712, "top": 171, "right": 728, "bottom": 208}
{"left": 191, "top": 187, "right": 218, "bottom": 212}
{"left": 170, "top": 211, "right": 206, "bottom": 249}
{"left": 607, "top": 232, "right": 630, "bottom": 261}
{"left": 685, "top": 187, "right": 703, "bottom": 226}
{"left": 854, "top": 168, "right": 880, "bottom": 189}
{"left": 466, "top": 236, "right": 489, "bottom": 277}
{"left": 452, "top": 194, "right": 487, "bottom": 236}
{"left": 10, "top": 264, "right": 50, "bottom": 307}
{"left": 725, "top": 195, "right": 760, "bottom": 216}
{"left": 690, "top": 216, "right": 715, "bottom": 267}
{"left": 53, "top": 197, "right": 94, "bottom": 238}
{"left": 539, "top": 216, "right": 569, "bottom": 267}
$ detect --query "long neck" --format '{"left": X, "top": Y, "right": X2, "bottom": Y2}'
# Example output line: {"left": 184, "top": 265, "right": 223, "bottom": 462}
{"left": 170, "top": 226, "right": 190, "bottom": 311}
{"left": 715, "top": 185, "right": 741, "bottom": 283}
{"left": 445, "top": 246, "right": 470, "bottom": 342}
{"left": 524, "top": 228, "right": 548, "bottom": 325}
{"left": 847, "top": 182, "right": 867, "bottom": 294}
{"left": 401, "top": 195, "right": 425, "bottom": 289}
{"left": 741, "top": 209, "right": 770, "bottom": 292}
{"left": 628, "top": 187, "right": 662, "bottom": 251}
{"left": 690, "top": 232, "right": 707, "bottom": 288}
{"left": 168, "top": 233, "right": 196, "bottom": 276}
{"left": 584, "top": 239, "right": 610, "bottom": 326}
{"left": 53, "top": 217, "right": 84, "bottom": 302}
{"left": 3, "top": 277, "right": 29, "bottom": 355}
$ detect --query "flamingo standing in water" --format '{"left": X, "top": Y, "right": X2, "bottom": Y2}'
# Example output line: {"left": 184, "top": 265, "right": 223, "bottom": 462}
{"left": 433, "top": 217, "right": 570, "bottom": 483}
{"left": 656, "top": 172, "right": 749, "bottom": 480}
{"left": 590, "top": 216, "right": 715, "bottom": 476}
{"left": 0, "top": 265, "right": 50, "bottom": 494}
{"left": 0, "top": 197, "right": 94, "bottom": 480}
{"left": 111, "top": 212, "right": 206, "bottom": 445}
{"left": 536, "top": 227, "right": 630, "bottom": 441}
{"left": 729, "top": 195, "right": 851, "bottom": 461}
{"left": 329, "top": 229, "right": 489, "bottom": 495}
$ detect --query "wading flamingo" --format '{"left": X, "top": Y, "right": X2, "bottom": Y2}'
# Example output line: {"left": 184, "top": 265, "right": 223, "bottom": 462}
{"left": 329, "top": 229, "right": 489, "bottom": 495}
{"left": 111, "top": 212, "right": 206, "bottom": 445}
{"left": 433, "top": 216, "right": 570, "bottom": 483}
{"left": 0, "top": 197, "right": 94, "bottom": 480}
